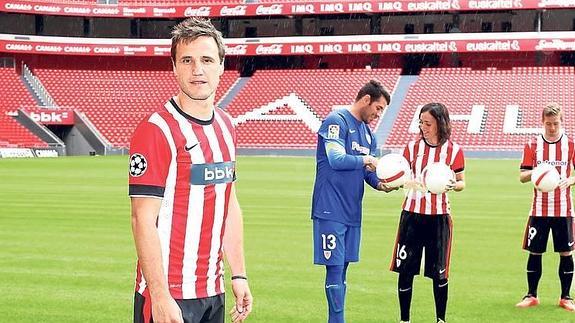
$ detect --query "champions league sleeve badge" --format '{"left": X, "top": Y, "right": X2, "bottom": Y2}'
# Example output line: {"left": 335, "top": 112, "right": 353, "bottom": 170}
{"left": 129, "top": 153, "right": 148, "bottom": 177}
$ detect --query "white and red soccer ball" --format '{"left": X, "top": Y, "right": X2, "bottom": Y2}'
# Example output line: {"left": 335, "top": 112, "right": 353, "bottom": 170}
{"left": 422, "top": 162, "right": 455, "bottom": 194}
{"left": 376, "top": 153, "right": 411, "bottom": 188}
{"left": 532, "top": 163, "right": 561, "bottom": 192}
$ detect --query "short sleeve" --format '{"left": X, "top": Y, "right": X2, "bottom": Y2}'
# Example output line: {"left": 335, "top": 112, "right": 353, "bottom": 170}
{"left": 451, "top": 148, "right": 465, "bottom": 174}
{"left": 128, "top": 118, "right": 172, "bottom": 198}
{"left": 318, "top": 113, "right": 347, "bottom": 147}
{"left": 520, "top": 142, "right": 535, "bottom": 170}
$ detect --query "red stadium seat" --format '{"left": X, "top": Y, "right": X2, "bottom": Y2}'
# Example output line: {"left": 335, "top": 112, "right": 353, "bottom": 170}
{"left": 384, "top": 67, "right": 575, "bottom": 151}
{"left": 0, "top": 68, "right": 48, "bottom": 148}
{"left": 225, "top": 68, "right": 400, "bottom": 149}
{"left": 34, "top": 68, "right": 240, "bottom": 148}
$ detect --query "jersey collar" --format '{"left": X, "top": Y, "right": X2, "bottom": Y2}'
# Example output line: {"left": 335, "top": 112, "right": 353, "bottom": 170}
{"left": 541, "top": 133, "right": 563, "bottom": 144}
{"left": 169, "top": 97, "right": 214, "bottom": 126}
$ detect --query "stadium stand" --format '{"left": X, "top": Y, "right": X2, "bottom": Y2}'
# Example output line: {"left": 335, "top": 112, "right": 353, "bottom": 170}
{"left": 0, "top": 68, "right": 48, "bottom": 148}
{"left": 12, "top": 64, "right": 574, "bottom": 152}
{"left": 34, "top": 68, "right": 240, "bottom": 147}
{"left": 226, "top": 68, "right": 401, "bottom": 149}
{"left": 384, "top": 66, "right": 575, "bottom": 151}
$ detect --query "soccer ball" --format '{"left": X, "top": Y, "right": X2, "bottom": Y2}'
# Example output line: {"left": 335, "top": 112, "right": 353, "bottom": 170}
{"left": 532, "top": 163, "right": 560, "bottom": 192}
{"left": 376, "top": 153, "right": 411, "bottom": 188}
{"left": 422, "top": 162, "right": 455, "bottom": 194}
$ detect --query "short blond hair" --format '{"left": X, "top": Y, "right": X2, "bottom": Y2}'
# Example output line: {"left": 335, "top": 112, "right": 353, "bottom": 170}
{"left": 171, "top": 18, "right": 225, "bottom": 64}
{"left": 542, "top": 103, "right": 563, "bottom": 121}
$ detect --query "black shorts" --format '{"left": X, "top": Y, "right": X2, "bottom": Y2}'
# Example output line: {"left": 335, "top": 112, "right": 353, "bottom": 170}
{"left": 134, "top": 291, "right": 224, "bottom": 323}
{"left": 390, "top": 210, "right": 453, "bottom": 280}
{"left": 522, "top": 216, "right": 575, "bottom": 253}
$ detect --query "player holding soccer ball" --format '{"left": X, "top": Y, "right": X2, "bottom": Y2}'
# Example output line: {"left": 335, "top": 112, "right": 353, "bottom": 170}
{"left": 311, "top": 80, "right": 393, "bottom": 323}
{"left": 516, "top": 103, "right": 575, "bottom": 311}
{"left": 390, "top": 103, "right": 465, "bottom": 323}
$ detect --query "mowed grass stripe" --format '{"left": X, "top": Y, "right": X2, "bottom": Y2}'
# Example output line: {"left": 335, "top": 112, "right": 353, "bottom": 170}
{"left": 1, "top": 156, "right": 574, "bottom": 322}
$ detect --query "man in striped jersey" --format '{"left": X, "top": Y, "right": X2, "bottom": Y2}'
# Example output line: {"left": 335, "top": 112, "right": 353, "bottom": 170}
{"left": 390, "top": 103, "right": 465, "bottom": 323}
{"left": 129, "top": 18, "right": 252, "bottom": 323}
{"left": 516, "top": 103, "right": 575, "bottom": 312}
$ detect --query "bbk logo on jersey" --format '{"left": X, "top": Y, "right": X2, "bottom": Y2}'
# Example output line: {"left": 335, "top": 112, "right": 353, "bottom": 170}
{"left": 129, "top": 153, "right": 147, "bottom": 177}
{"left": 191, "top": 161, "right": 235, "bottom": 185}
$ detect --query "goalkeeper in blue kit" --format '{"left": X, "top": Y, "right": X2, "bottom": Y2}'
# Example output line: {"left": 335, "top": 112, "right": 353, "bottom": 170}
{"left": 311, "top": 80, "right": 393, "bottom": 323}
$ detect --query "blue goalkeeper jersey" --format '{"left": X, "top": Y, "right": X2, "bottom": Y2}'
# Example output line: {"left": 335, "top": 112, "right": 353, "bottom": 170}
{"left": 311, "top": 109, "right": 380, "bottom": 227}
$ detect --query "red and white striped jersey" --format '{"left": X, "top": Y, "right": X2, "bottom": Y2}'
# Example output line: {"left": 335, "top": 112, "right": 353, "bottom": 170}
{"left": 402, "top": 138, "right": 465, "bottom": 215}
{"left": 129, "top": 97, "right": 236, "bottom": 300}
{"left": 520, "top": 134, "right": 575, "bottom": 217}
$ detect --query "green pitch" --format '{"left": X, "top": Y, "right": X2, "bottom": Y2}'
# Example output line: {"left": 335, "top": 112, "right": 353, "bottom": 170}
{"left": 0, "top": 156, "right": 574, "bottom": 322}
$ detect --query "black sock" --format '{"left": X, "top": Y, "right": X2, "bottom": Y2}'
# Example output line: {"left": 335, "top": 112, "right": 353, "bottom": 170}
{"left": 433, "top": 278, "right": 448, "bottom": 322}
{"left": 398, "top": 274, "right": 414, "bottom": 322}
{"left": 527, "top": 254, "right": 542, "bottom": 297}
{"left": 559, "top": 255, "right": 574, "bottom": 299}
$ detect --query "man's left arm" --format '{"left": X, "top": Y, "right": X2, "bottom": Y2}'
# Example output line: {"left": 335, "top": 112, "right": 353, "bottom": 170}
{"left": 558, "top": 151, "right": 575, "bottom": 189}
{"left": 224, "top": 183, "right": 253, "bottom": 323}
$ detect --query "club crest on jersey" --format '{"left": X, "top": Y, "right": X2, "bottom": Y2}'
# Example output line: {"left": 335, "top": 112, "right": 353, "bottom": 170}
{"left": 328, "top": 124, "right": 339, "bottom": 139}
{"left": 324, "top": 251, "right": 332, "bottom": 260}
{"left": 365, "top": 133, "right": 371, "bottom": 145}
{"left": 129, "top": 153, "right": 147, "bottom": 177}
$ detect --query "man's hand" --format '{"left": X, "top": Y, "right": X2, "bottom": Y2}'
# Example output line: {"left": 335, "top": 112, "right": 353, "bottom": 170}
{"left": 151, "top": 295, "right": 183, "bottom": 323}
{"left": 377, "top": 181, "right": 399, "bottom": 193}
{"left": 445, "top": 178, "right": 457, "bottom": 191}
{"left": 229, "top": 279, "right": 253, "bottom": 323}
{"left": 363, "top": 156, "right": 378, "bottom": 172}
{"left": 559, "top": 176, "right": 575, "bottom": 190}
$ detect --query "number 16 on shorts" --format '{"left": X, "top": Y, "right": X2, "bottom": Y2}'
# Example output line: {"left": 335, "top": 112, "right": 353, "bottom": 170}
{"left": 395, "top": 244, "right": 407, "bottom": 267}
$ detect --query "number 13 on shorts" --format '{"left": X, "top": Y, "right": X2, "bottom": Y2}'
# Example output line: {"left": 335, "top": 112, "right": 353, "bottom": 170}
{"left": 313, "top": 219, "right": 361, "bottom": 265}
{"left": 322, "top": 233, "right": 337, "bottom": 260}
{"left": 322, "top": 234, "right": 337, "bottom": 250}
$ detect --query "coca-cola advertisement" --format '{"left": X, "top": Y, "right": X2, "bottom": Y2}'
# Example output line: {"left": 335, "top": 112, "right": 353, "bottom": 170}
{"left": 1, "top": 33, "right": 574, "bottom": 56}
{"left": 0, "top": 0, "right": 570, "bottom": 18}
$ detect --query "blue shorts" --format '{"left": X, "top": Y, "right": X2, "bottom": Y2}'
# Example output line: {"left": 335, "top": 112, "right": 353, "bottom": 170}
{"left": 313, "top": 218, "right": 361, "bottom": 265}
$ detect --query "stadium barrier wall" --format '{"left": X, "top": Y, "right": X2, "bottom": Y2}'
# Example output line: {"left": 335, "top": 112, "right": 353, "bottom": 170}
{"left": 0, "top": 147, "right": 59, "bottom": 158}
{"left": 2, "top": 31, "right": 575, "bottom": 57}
